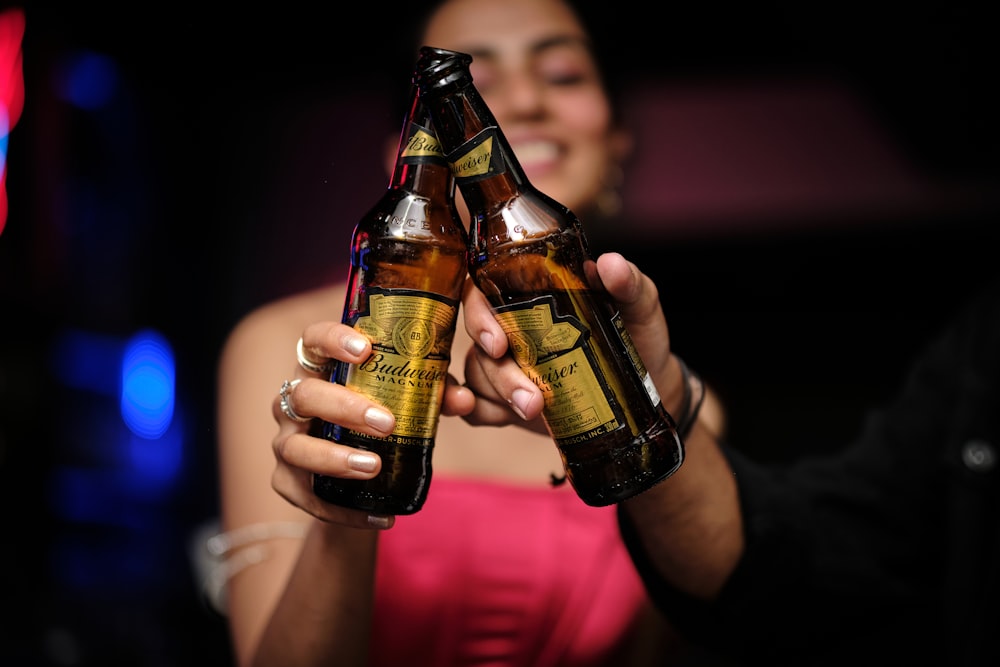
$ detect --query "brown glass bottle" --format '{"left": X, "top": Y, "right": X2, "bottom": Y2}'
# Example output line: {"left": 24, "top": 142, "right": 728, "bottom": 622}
{"left": 313, "top": 86, "right": 468, "bottom": 515}
{"left": 415, "top": 46, "right": 683, "bottom": 506}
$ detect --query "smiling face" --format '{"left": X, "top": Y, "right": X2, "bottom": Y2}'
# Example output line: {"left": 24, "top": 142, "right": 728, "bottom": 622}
{"left": 420, "top": 0, "right": 631, "bottom": 221}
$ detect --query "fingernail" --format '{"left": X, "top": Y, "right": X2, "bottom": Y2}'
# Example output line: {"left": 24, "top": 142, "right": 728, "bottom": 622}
{"left": 510, "top": 388, "right": 533, "bottom": 420}
{"left": 345, "top": 335, "right": 368, "bottom": 356}
{"left": 347, "top": 452, "right": 378, "bottom": 473}
{"left": 364, "top": 407, "right": 394, "bottom": 433}
{"left": 367, "top": 514, "right": 394, "bottom": 530}
{"left": 479, "top": 331, "right": 496, "bottom": 356}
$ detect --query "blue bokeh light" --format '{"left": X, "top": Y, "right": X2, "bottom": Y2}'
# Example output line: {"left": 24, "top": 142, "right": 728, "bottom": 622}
{"left": 53, "top": 49, "right": 119, "bottom": 111}
{"left": 51, "top": 328, "right": 122, "bottom": 396}
{"left": 121, "top": 330, "right": 175, "bottom": 440}
{"left": 128, "top": 417, "right": 184, "bottom": 485}
{"left": 46, "top": 327, "right": 186, "bottom": 592}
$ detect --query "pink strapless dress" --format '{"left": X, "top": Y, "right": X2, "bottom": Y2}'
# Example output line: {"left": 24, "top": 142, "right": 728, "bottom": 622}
{"left": 369, "top": 476, "right": 651, "bottom": 666}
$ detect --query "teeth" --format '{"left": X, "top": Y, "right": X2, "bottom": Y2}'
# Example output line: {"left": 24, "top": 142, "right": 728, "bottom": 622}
{"left": 511, "top": 141, "right": 558, "bottom": 164}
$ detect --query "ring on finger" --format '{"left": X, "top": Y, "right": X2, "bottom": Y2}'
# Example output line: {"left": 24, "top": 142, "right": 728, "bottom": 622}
{"left": 279, "top": 379, "right": 310, "bottom": 423}
{"left": 297, "top": 337, "right": 334, "bottom": 375}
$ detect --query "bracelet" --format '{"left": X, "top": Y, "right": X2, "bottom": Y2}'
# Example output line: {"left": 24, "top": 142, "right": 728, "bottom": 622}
{"left": 673, "top": 356, "right": 706, "bottom": 439}
{"left": 192, "top": 520, "right": 309, "bottom": 616}
{"left": 206, "top": 520, "right": 308, "bottom": 557}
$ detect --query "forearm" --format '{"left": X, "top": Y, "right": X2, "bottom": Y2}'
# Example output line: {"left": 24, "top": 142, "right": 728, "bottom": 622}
{"left": 621, "top": 370, "right": 744, "bottom": 601}
{"left": 251, "top": 521, "right": 379, "bottom": 667}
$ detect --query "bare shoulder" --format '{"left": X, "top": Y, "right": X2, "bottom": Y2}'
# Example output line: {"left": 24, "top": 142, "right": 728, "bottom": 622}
{"left": 216, "top": 283, "right": 348, "bottom": 494}
{"left": 220, "top": 284, "right": 347, "bottom": 369}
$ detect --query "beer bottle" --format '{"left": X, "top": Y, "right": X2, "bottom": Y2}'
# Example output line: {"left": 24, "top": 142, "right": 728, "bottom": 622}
{"left": 313, "top": 85, "right": 468, "bottom": 515}
{"left": 414, "top": 46, "right": 683, "bottom": 506}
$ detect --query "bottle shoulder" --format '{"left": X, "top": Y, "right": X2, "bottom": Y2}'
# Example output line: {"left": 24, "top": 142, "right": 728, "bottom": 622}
{"left": 370, "top": 188, "right": 451, "bottom": 206}
{"left": 355, "top": 196, "right": 466, "bottom": 246}
{"left": 474, "top": 190, "right": 577, "bottom": 234}
{"left": 362, "top": 190, "right": 459, "bottom": 221}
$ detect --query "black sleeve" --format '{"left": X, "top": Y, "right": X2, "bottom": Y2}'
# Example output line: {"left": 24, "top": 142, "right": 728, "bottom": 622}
{"left": 620, "top": 277, "right": 1000, "bottom": 664}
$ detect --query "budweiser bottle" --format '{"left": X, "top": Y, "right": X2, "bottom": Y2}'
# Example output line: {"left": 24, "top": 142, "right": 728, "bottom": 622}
{"left": 314, "top": 84, "right": 467, "bottom": 514}
{"left": 415, "top": 46, "right": 683, "bottom": 506}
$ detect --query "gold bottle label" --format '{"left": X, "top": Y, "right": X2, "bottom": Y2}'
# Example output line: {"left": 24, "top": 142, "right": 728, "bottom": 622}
{"left": 493, "top": 297, "right": 619, "bottom": 443}
{"left": 344, "top": 290, "right": 458, "bottom": 443}
{"left": 401, "top": 123, "right": 447, "bottom": 164}
{"left": 446, "top": 127, "right": 506, "bottom": 182}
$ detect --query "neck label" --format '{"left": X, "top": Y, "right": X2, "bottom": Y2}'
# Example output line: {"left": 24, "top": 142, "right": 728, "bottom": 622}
{"left": 401, "top": 123, "right": 447, "bottom": 165}
{"left": 447, "top": 128, "right": 506, "bottom": 182}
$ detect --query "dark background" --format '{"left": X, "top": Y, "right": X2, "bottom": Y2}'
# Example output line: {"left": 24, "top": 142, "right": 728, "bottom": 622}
{"left": 1, "top": 1, "right": 997, "bottom": 665}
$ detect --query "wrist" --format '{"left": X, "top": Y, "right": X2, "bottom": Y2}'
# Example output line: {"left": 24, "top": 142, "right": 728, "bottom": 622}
{"left": 671, "top": 355, "right": 705, "bottom": 440}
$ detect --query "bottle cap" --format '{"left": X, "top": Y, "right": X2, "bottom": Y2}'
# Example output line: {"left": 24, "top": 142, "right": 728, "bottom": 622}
{"left": 414, "top": 46, "right": 473, "bottom": 92}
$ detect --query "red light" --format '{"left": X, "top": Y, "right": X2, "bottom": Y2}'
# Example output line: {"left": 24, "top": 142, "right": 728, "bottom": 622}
{"left": 0, "top": 6, "right": 25, "bottom": 235}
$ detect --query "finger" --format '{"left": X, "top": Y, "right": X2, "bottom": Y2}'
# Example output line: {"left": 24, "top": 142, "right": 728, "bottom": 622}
{"left": 461, "top": 278, "right": 508, "bottom": 358}
{"left": 595, "top": 252, "right": 671, "bottom": 377}
{"left": 462, "top": 343, "right": 546, "bottom": 424}
{"left": 270, "top": 462, "right": 394, "bottom": 530}
{"left": 596, "top": 252, "right": 660, "bottom": 317}
{"left": 300, "top": 321, "right": 373, "bottom": 367}
{"left": 461, "top": 393, "right": 550, "bottom": 434}
{"left": 272, "top": 377, "right": 395, "bottom": 436}
{"left": 273, "top": 430, "right": 381, "bottom": 480}
{"left": 440, "top": 373, "right": 475, "bottom": 417}
{"left": 296, "top": 337, "right": 334, "bottom": 375}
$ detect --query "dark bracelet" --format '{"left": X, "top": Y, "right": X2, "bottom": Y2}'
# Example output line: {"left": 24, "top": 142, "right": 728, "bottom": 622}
{"left": 673, "top": 356, "right": 706, "bottom": 439}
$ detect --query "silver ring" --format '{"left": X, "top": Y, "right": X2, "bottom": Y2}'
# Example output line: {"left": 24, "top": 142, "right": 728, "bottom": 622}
{"left": 279, "top": 379, "right": 310, "bottom": 422}
{"left": 297, "top": 337, "right": 334, "bottom": 375}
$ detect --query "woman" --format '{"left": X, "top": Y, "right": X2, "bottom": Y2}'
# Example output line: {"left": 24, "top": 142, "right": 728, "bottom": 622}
{"left": 215, "top": 1, "right": 717, "bottom": 665}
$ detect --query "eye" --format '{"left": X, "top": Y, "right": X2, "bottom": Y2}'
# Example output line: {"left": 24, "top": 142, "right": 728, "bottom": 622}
{"left": 544, "top": 71, "right": 589, "bottom": 86}
{"left": 536, "top": 47, "right": 598, "bottom": 88}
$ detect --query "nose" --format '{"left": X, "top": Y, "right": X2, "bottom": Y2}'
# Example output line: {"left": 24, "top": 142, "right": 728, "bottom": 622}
{"left": 487, "top": 71, "right": 545, "bottom": 121}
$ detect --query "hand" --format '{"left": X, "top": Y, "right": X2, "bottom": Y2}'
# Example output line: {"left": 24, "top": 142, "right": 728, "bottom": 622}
{"left": 271, "top": 319, "right": 476, "bottom": 529}
{"left": 455, "top": 252, "right": 674, "bottom": 430}
{"left": 268, "top": 323, "right": 381, "bottom": 528}
{"left": 453, "top": 276, "right": 548, "bottom": 431}
{"left": 590, "top": 251, "right": 672, "bottom": 384}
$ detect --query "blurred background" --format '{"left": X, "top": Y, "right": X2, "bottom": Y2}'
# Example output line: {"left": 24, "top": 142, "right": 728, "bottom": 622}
{"left": 0, "top": 2, "right": 996, "bottom": 665}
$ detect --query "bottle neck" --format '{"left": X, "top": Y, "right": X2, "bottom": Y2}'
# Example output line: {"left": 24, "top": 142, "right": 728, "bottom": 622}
{"left": 389, "top": 119, "right": 454, "bottom": 199}
{"left": 421, "top": 81, "right": 532, "bottom": 210}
